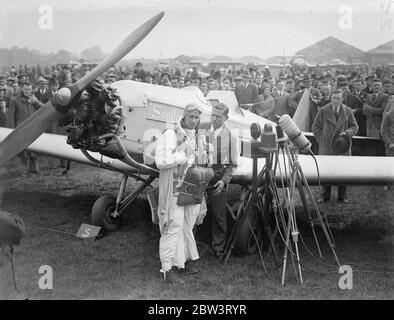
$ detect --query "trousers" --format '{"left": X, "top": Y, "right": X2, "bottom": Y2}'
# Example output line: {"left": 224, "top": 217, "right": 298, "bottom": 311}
{"left": 323, "top": 185, "right": 346, "bottom": 201}
{"left": 206, "top": 189, "right": 228, "bottom": 256}
{"left": 159, "top": 196, "right": 200, "bottom": 272}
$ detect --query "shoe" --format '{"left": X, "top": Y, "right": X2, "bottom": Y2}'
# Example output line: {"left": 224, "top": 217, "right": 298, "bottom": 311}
{"left": 384, "top": 186, "right": 391, "bottom": 191}
{"left": 317, "top": 198, "right": 329, "bottom": 203}
{"left": 163, "top": 270, "right": 185, "bottom": 284}
{"left": 338, "top": 199, "right": 350, "bottom": 204}
{"left": 184, "top": 260, "right": 199, "bottom": 274}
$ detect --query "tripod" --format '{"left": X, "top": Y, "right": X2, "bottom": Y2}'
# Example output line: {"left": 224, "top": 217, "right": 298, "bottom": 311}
{"left": 275, "top": 137, "right": 340, "bottom": 285}
{"left": 222, "top": 128, "right": 341, "bottom": 285}
{"left": 223, "top": 146, "right": 280, "bottom": 270}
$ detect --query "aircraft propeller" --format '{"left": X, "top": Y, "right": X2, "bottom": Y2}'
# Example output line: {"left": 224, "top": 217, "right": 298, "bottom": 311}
{"left": 0, "top": 12, "right": 164, "bottom": 166}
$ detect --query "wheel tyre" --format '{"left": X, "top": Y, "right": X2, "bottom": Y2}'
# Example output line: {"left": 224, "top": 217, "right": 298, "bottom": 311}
{"left": 91, "top": 195, "right": 122, "bottom": 232}
{"left": 233, "top": 207, "right": 262, "bottom": 256}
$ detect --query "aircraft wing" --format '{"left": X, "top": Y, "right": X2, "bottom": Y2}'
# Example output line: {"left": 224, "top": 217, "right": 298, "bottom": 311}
{"left": 232, "top": 153, "right": 394, "bottom": 186}
{"left": 1, "top": 126, "right": 393, "bottom": 186}
{"left": 0, "top": 127, "right": 140, "bottom": 175}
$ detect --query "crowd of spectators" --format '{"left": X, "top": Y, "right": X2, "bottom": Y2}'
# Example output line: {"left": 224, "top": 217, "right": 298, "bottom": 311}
{"left": 0, "top": 61, "right": 393, "bottom": 160}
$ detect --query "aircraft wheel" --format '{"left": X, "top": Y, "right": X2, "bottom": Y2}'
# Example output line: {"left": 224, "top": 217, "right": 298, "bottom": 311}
{"left": 91, "top": 195, "right": 122, "bottom": 232}
{"left": 233, "top": 207, "right": 262, "bottom": 256}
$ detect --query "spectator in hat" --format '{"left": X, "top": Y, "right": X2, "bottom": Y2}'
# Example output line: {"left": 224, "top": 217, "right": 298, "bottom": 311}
{"left": 363, "top": 78, "right": 389, "bottom": 139}
{"left": 8, "top": 80, "right": 44, "bottom": 173}
{"left": 312, "top": 89, "right": 358, "bottom": 203}
{"left": 235, "top": 70, "right": 259, "bottom": 109}
{"left": 363, "top": 75, "right": 375, "bottom": 94}
{"left": 160, "top": 72, "right": 171, "bottom": 86}
{"left": 233, "top": 75, "right": 243, "bottom": 89}
{"left": 59, "top": 66, "right": 71, "bottom": 88}
{"left": 34, "top": 77, "right": 49, "bottom": 103}
{"left": 133, "top": 62, "right": 145, "bottom": 80}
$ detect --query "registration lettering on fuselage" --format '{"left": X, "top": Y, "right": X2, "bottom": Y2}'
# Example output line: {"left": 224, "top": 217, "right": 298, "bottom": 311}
{"left": 146, "top": 100, "right": 183, "bottom": 124}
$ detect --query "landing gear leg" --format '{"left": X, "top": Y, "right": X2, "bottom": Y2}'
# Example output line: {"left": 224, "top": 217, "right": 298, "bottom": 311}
{"left": 91, "top": 174, "right": 156, "bottom": 232}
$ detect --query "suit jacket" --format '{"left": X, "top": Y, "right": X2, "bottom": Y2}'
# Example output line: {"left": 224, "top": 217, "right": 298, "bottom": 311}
{"left": 363, "top": 91, "right": 389, "bottom": 138}
{"left": 344, "top": 93, "right": 366, "bottom": 136}
{"left": 271, "top": 89, "right": 289, "bottom": 98}
{"left": 352, "top": 90, "right": 368, "bottom": 103}
{"left": 34, "top": 88, "right": 50, "bottom": 103}
{"left": 362, "top": 86, "right": 373, "bottom": 95}
{"left": 8, "top": 92, "right": 43, "bottom": 128}
{"left": 257, "top": 84, "right": 265, "bottom": 95}
{"left": 235, "top": 82, "right": 259, "bottom": 108}
{"left": 344, "top": 94, "right": 363, "bottom": 113}
{"left": 199, "top": 123, "right": 238, "bottom": 187}
{"left": 311, "top": 103, "right": 358, "bottom": 155}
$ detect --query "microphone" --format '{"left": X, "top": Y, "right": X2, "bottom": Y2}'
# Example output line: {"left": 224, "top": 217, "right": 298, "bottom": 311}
{"left": 250, "top": 122, "right": 262, "bottom": 140}
{"left": 278, "top": 114, "right": 311, "bottom": 154}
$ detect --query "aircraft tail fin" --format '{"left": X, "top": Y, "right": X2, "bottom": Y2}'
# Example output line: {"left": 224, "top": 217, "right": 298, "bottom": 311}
{"left": 293, "top": 89, "right": 311, "bottom": 131}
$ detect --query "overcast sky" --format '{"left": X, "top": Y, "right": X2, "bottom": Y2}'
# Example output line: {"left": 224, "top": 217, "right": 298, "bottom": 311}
{"left": 0, "top": 0, "right": 393, "bottom": 59}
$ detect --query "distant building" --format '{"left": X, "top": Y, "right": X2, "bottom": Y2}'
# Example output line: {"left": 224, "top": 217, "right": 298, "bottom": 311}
{"left": 296, "top": 36, "right": 366, "bottom": 64}
{"left": 366, "top": 40, "right": 394, "bottom": 67}
{"left": 208, "top": 61, "right": 244, "bottom": 68}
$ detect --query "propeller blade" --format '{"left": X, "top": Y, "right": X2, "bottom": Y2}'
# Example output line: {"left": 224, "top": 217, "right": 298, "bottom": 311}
{"left": 74, "top": 11, "right": 164, "bottom": 91}
{"left": 0, "top": 12, "right": 164, "bottom": 165}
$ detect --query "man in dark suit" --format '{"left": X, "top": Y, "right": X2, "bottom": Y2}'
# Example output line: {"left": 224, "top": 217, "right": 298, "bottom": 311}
{"left": 34, "top": 77, "right": 49, "bottom": 103}
{"left": 362, "top": 75, "right": 374, "bottom": 95}
{"left": 199, "top": 103, "right": 238, "bottom": 259}
{"left": 271, "top": 80, "right": 289, "bottom": 98}
{"left": 339, "top": 82, "right": 363, "bottom": 119}
{"left": 312, "top": 89, "right": 358, "bottom": 203}
{"left": 363, "top": 78, "right": 389, "bottom": 139}
{"left": 8, "top": 80, "right": 43, "bottom": 173}
{"left": 235, "top": 71, "right": 259, "bottom": 109}
{"left": 351, "top": 78, "right": 368, "bottom": 136}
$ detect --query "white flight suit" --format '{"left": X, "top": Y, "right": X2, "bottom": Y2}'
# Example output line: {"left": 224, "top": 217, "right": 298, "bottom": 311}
{"left": 155, "top": 126, "right": 201, "bottom": 273}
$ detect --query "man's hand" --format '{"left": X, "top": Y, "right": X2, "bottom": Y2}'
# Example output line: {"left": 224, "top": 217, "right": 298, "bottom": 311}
{"left": 389, "top": 143, "right": 394, "bottom": 149}
{"left": 339, "top": 131, "right": 347, "bottom": 137}
{"left": 212, "top": 180, "right": 225, "bottom": 195}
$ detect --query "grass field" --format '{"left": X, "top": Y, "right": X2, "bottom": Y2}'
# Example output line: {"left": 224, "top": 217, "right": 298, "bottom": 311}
{"left": 0, "top": 157, "right": 393, "bottom": 300}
